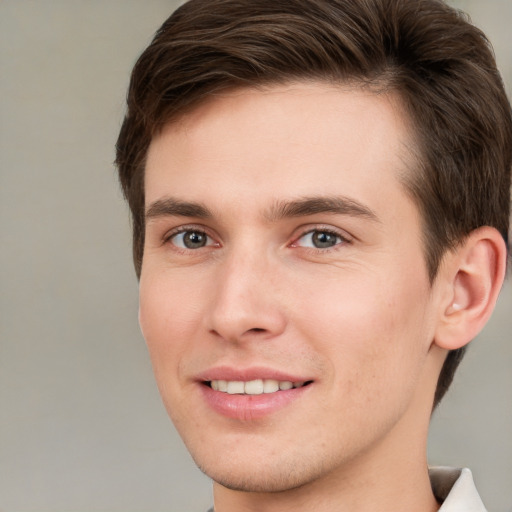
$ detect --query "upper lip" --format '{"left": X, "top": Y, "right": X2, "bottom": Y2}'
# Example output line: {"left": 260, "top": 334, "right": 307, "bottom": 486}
{"left": 196, "top": 366, "right": 313, "bottom": 383}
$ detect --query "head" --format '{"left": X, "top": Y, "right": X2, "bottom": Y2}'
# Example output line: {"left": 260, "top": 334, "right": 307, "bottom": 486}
{"left": 116, "top": 0, "right": 511, "bottom": 409}
{"left": 116, "top": 1, "right": 511, "bottom": 492}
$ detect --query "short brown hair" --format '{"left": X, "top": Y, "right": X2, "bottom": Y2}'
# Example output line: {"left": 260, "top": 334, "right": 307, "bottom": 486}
{"left": 116, "top": 0, "right": 512, "bottom": 406}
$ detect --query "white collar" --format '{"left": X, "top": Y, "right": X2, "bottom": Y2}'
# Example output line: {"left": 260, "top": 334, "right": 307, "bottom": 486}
{"left": 429, "top": 467, "right": 487, "bottom": 511}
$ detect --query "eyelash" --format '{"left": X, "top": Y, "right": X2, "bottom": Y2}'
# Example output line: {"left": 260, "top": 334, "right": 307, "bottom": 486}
{"left": 292, "top": 227, "right": 351, "bottom": 252}
{"left": 163, "top": 225, "right": 351, "bottom": 252}
{"left": 164, "top": 226, "right": 216, "bottom": 250}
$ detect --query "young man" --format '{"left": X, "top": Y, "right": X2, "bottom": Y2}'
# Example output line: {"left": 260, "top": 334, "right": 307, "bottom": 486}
{"left": 116, "top": 0, "right": 511, "bottom": 510}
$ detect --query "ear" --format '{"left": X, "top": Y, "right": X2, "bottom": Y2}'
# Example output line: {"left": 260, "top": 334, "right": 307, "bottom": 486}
{"left": 434, "top": 227, "right": 508, "bottom": 350}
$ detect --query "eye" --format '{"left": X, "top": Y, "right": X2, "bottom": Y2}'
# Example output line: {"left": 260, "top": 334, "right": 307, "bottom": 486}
{"left": 295, "top": 229, "right": 345, "bottom": 249}
{"left": 169, "top": 230, "right": 214, "bottom": 249}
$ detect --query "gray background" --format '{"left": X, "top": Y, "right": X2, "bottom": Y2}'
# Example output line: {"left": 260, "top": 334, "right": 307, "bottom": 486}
{"left": 0, "top": 1, "right": 510, "bottom": 511}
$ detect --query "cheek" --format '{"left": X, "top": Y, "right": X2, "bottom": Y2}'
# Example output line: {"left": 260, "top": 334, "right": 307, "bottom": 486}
{"left": 297, "top": 271, "right": 432, "bottom": 400}
{"left": 138, "top": 271, "right": 205, "bottom": 377}
{"left": 138, "top": 270, "right": 213, "bottom": 428}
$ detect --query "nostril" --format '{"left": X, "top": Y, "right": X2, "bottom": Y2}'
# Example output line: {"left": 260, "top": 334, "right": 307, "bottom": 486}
{"left": 248, "top": 328, "right": 266, "bottom": 333}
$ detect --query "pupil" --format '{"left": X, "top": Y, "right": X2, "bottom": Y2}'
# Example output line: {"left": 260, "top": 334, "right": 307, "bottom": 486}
{"left": 312, "top": 231, "right": 337, "bottom": 248}
{"left": 184, "top": 231, "right": 206, "bottom": 249}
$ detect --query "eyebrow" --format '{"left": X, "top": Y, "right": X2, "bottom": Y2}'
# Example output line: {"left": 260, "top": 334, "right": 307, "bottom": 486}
{"left": 265, "top": 196, "right": 380, "bottom": 223}
{"left": 145, "top": 198, "right": 213, "bottom": 221}
{"left": 145, "top": 195, "right": 379, "bottom": 224}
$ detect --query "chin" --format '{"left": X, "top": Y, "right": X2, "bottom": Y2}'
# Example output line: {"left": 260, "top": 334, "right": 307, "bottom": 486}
{"left": 199, "top": 464, "right": 311, "bottom": 493}
{"left": 191, "top": 445, "right": 334, "bottom": 493}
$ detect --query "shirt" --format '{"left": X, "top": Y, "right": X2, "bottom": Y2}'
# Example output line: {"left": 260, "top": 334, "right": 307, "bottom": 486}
{"left": 431, "top": 467, "right": 487, "bottom": 511}
{"left": 206, "top": 466, "right": 486, "bottom": 511}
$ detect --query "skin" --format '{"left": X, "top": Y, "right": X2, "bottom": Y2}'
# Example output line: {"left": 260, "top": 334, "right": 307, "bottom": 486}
{"left": 140, "top": 83, "right": 462, "bottom": 512}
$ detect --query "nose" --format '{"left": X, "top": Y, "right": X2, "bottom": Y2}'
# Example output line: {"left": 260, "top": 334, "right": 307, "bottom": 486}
{"left": 205, "top": 249, "right": 287, "bottom": 344}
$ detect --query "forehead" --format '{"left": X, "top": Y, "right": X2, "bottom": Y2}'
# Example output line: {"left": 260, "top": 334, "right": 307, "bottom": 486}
{"left": 145, "top": 83, "right": 418, "bottom": 221}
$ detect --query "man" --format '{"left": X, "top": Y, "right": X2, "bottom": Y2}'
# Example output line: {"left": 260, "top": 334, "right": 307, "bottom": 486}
{"left": 115, "top": 0, "right": 511, "bottom": 510}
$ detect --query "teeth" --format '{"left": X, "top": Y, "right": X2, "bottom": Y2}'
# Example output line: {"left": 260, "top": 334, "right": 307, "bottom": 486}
{"left": 245, "top": 379, "right": 264, "bottom": 395}
{"left": 227, "top": 381, "right": 245, "bottom": 394}
{"left": 263, "top": 379, "right": 279, "bottom": 393}
{"left": 209, "top": 379, "right": 305, "bottom": 395}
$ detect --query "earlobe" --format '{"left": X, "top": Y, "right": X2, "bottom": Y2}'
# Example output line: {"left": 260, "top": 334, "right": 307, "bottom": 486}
{"left": 434, "top": 227, "right": 507, "bottom": 351}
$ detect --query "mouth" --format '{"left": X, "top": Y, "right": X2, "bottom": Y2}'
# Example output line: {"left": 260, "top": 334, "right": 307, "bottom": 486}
{"left": 206, "top": 379, "right": 313, "bottom": 395}
{"left": 197, "top": 368, "right": 314, "bottom": 420}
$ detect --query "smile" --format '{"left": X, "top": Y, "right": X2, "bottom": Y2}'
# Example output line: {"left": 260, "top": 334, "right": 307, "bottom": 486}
{"left": 209, "top": 379, "right": 310, "bottom": 395}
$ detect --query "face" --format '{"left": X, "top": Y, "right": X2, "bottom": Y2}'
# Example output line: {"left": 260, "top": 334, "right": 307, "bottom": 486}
{"left": 140, "top": 83, "right": 443, "bottom": 493}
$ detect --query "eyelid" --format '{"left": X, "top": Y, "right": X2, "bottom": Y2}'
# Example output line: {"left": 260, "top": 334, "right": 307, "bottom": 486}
{"left": 163, "top": 224, "right": 219, "bottom": 247}
{"left": 290, "top": 225, "right": 353, "bottom": 249}
{"left": 160, "top": 223, "right": 352, "bottom": 250}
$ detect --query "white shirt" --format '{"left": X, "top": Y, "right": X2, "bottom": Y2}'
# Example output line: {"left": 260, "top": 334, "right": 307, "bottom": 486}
{"left": 430, "top": 467, "right": 487, "bottom": 511}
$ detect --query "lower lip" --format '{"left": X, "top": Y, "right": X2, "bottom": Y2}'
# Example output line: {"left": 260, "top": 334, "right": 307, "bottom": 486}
{"left": 199, "top": 383, "right": 310, "bottom": 421}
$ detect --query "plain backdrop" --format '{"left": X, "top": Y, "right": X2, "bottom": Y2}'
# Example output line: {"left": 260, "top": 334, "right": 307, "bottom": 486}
{"left": 0, "top": 1, "right": 511, "bottom": 511}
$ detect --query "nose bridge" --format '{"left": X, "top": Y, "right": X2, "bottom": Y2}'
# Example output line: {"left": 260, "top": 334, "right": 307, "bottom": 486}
{"left": 207, "top": 241, "right": 286, "bottom": 342}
